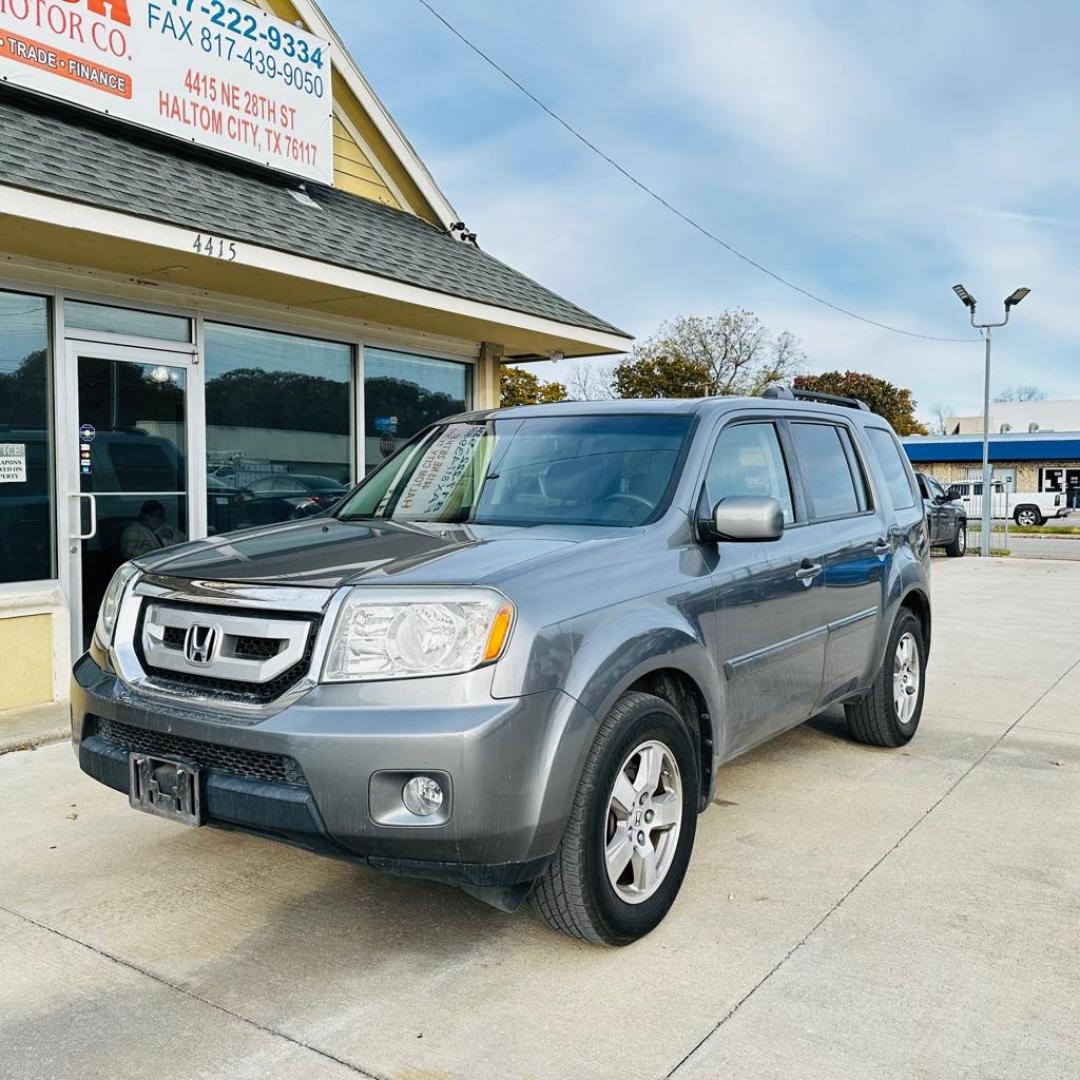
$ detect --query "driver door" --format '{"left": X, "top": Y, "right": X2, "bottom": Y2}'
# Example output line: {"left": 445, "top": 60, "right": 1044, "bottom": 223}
{"left": 703, "top": 418, "right": 828, "bottom": 756}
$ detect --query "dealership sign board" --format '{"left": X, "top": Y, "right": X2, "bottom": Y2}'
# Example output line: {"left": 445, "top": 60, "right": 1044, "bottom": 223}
{"left": 0, "top": 0, "right": 334, "bottom": 185}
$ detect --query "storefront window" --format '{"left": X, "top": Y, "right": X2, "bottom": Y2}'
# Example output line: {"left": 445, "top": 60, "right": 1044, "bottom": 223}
{"left": 205, "top": 323, "right": 352, "bottom": 534}
{"left": 364, "top": 347, "right": 471, "bottom": 471}
{"left": 65, "top": 300, "right": 191, "bottom": 343}
{"left": 0, "top": 291, "right": 54, "bottom": 584}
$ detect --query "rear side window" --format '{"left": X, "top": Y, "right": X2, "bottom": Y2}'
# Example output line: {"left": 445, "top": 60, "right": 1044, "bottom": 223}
{"left": 863, "top": 427, "right": 918, "bottom": 510}
{"left": 790, "top": 422, "right": 862, "bottom": 519}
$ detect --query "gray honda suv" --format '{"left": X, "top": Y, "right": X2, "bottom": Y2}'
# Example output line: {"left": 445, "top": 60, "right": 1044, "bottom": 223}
{"left": 72, "top": 388, "right": 931, "bottom": 944}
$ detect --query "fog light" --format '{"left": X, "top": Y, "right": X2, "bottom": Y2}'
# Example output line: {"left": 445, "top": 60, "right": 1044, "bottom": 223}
{"left": 402, "top": 775, "right": 444, "bottom": 817}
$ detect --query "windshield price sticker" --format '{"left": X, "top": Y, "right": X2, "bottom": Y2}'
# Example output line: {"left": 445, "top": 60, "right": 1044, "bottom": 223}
{"left": 0, "top": 0, "right": 333, "bottom": 184}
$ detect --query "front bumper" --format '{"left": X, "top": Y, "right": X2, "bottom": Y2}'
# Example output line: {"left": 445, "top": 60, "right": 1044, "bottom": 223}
{"left": 72, "top": 650, "right": 595, "bottom": 890}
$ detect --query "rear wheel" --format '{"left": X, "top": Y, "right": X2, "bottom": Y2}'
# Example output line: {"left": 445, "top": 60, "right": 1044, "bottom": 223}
{"left": 1015, "top": 506, "right": 1043, "bottom": 527}
{"left": 845, "top": 610, "right": 925, "bottom": 747}
{"left": 530, "top": 691, "right": 699, "bottom": 945}
{"left": 944, "top": 522, "right": 966, "bottom": 558}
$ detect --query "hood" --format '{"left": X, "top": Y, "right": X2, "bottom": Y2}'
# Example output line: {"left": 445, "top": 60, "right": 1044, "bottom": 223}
{"left": 135, "top": 517, "right": 606, "bottom": 589}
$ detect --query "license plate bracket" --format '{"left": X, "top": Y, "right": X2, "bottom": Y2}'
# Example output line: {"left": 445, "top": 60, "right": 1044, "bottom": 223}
{"left": 129, "top": 753, "right": 204, "bottom": 827}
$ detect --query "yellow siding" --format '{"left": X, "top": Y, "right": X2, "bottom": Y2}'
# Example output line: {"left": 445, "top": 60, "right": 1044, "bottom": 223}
{"left": 0, "top": 615, "right": 53, "bottom": 710}
{"left": 244, "top": 0, "right": 439, "bottom": 218}
{"left": 332, "top": 118, "right": 399, "bottom": 206}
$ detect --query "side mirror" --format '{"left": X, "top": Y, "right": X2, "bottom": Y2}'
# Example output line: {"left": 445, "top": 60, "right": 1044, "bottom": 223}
{"left": 701, "top": 496, "right": 784, "bottom": 542}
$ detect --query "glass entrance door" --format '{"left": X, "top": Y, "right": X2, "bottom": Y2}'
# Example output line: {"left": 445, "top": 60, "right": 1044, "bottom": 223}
{"left": 68, "top": 347, "right": 190, "bottom": 648}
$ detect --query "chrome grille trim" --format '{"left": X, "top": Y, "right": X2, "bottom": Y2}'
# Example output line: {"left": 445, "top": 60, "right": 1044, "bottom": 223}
{"left": 134, "top": 576, "right": 333, "bottom": 613}
{"left": 109, "top": 577, "right": 350, "bottom": 720}
{"left": 141, "top": 603, "right": 311, "bottom": 685}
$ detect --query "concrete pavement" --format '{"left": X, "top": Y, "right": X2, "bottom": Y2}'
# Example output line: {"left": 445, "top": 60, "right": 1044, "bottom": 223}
{"left": 1, "top": 557, "right": 1078, "bottom": 1080}
{"left": 0, "top": 701, "right": 69, "bottom": 755}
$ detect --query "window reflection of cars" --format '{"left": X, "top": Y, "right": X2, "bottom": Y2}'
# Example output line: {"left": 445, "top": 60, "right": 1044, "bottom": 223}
{"left": 234, "top": 473, "right": 348, "bottom": 528}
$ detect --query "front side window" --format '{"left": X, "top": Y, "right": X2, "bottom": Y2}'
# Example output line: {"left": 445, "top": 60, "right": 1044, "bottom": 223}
{"left": 863, "top": 426, "right": 918, "bottom": 510}
{"left": 340, "top": 414, "right": 692, "bottom": 527}
{"left": 204, "top": 323, "right": 352, "bottom": 533}
{"left": 926, "top": 476, "right": 946, "bottom": 500}
{"left": 364, "top": 348, "right": 471, "bottom": 472}
{"left": 0, "top": 291, "right": 54, "bottom": 583}
{"left": 790, "top": 422, "right": 862, "bottom": 519}
{"left": 704, "top": 422, "right": 795, "bottom": 523}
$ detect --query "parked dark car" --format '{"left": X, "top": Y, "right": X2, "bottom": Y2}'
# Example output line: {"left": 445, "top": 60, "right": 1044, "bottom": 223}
{"left": 916, "top": 472, "right": 966, "bottom": 557}
{"left": 73, "top": 389, "right": 932, "bottom": 945}
{"left": 234, "top": 473, "right": 348, "bottom": 528}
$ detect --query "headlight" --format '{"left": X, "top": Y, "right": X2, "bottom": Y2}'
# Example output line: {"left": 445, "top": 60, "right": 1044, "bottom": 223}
{"left": 95, "top": 563, "right": 140, "bottom": 646}
{"left": 322, "top": 587, "right": 514, "bottom": 682}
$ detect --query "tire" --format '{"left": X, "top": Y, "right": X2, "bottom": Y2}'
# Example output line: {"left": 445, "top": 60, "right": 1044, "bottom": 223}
{"left": 944, "top": 522, "right": 966, "bottom": 558}
{"left": 845, "top": 610, "right": 926, "bottom": 748}
{"left": 1014, "top": 506, "right": 1043, "bottom": 527}
{"left": 530, "top": 691, "right": 699, "bottom": 945}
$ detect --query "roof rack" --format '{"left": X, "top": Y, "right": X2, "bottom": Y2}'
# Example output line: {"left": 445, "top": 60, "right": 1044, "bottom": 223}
{"left": 761, "top": 385, "right": 870, "bottom": 412}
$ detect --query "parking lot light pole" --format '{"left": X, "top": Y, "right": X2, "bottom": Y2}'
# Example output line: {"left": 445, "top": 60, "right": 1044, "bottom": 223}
{"left": 951, "top": 285, "right": 1031, "bottom": 557}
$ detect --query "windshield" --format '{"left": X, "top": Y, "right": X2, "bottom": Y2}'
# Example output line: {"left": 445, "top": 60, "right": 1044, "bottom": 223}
{"left": 338, "top": 414, "right": 692, "bottom": 527}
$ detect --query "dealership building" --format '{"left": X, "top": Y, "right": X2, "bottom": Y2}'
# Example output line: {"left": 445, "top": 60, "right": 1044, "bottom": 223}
{"left": 0, "top": 0, "right": 628, "bottom": 713}
{"left": 903, "top": 431, "right": 1080, "bottom": 507}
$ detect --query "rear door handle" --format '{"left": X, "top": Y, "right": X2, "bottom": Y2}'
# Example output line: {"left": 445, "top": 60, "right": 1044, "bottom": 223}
{"left": 873, "top": 539, "right": 891, "bottom": 556}
{"left": 795, "top": 561, "right": 823, "bottom": 581}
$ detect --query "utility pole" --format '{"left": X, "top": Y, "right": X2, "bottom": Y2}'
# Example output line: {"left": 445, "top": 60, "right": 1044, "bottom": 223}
{"left": 951, "top": 285, "right": 1031, "bottom": 557}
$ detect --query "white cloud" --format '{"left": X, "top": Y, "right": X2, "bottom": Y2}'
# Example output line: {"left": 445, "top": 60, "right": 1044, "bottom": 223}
{"left": 325, "top": 0, "right": 1080, "bottom": 416}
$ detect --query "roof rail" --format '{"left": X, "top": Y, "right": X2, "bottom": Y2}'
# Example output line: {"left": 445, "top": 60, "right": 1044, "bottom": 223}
{"left": 761, "top": 385, "right": 870, "bottom": 412}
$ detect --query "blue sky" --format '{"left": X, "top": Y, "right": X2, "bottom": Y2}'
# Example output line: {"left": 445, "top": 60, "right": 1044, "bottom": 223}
{"left": 323, "top": 0, "right": 1079, "bottom": 420}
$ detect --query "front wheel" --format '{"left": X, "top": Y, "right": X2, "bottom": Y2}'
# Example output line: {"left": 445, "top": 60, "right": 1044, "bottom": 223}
{"left": 845, "top": 610, "right": 926, "bottom": 747}
{"left": 531, "top": 691, "right": 699, "bottom": 945}
{"left": 944, "top": 522, "right": 966, "bottom": 557}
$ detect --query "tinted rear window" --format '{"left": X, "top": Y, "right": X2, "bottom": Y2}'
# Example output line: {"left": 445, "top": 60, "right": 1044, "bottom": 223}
{"left": 864, "top": 427, "right": 918, "bottom": 510}
{"left": 790, "top": 422, "right": 862, "bottom": 519}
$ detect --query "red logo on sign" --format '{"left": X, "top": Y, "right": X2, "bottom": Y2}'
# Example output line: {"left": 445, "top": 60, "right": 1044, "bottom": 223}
{"left": 86, "top": 0, "right": 132, "bottom": 27}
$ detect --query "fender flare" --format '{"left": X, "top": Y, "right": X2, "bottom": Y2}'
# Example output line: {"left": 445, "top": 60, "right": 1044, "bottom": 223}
{"left": 552, "top": 610, "right": 726, "bottom": 811}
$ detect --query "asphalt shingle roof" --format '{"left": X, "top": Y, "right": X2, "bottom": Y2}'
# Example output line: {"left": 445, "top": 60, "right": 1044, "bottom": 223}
{"left": 0, "top": 91, "right": 627, "bottom": 339}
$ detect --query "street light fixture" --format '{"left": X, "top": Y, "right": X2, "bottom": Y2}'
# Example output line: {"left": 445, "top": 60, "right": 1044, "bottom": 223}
{"left": 952, "top": 284, "right": 977, "bottom": 311}
{"left": 1004, "top": 287, "right": 1030, "bottom": 310}
{"left": 951, "top": 283, "right": 1032, "bottom": 557}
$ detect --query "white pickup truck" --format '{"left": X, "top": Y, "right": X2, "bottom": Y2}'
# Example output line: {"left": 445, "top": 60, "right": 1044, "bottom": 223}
{"left": 947, "top": 480, "right": 1071, "bottom": 526}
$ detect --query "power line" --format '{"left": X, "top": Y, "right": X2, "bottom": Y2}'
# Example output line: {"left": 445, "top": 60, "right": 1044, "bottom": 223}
{"left": 416, "top": 0, "right": 976, "bottom": 345}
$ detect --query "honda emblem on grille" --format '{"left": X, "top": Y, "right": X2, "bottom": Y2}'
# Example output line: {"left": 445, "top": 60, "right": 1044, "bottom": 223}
{"left": 184, "top": 624, "right": 221, "bottom": 666}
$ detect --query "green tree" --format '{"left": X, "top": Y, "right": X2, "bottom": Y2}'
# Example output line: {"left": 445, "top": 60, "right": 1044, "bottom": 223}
{"left": 500, "top": 365, "right": 567, "bottom": 407}
{"left": 793, "top": 371, "right": 928, "bottom": 435}
{"left": 613, "top": 311, "right": 804, "bottom": 399}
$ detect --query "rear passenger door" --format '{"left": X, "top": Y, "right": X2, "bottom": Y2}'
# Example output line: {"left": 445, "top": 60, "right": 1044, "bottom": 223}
{"left": 786, "top": 419, "right": 887, "bottom": 707}
{"left": 702, "top": 418, "right": 830, "bottom": 756}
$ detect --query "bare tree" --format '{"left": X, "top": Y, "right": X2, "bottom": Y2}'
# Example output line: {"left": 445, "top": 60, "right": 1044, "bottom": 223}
{"left": 564, "top": 358, "right": 617, "bottom": 401}
{"left": 614, "top": 310, "right": 805, "bottom": 399}
{"left": 995, "top": 385, "right": 1047, "bottom": 402}
{"left": 928, "top": 403, "right": 955, "bottom": 435}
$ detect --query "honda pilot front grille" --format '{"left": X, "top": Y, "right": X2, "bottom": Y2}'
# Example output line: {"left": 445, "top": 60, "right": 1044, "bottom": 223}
{"left": 90, "top": 716, "right": 307, "bottom": 786}
{"left": 135, "top": 601, "right": 320, "bottom": 705}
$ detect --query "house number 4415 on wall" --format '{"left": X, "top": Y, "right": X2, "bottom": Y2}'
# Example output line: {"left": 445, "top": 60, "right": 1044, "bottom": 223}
{"left": 192, "top": 234, "right": 238, "bottom": 261}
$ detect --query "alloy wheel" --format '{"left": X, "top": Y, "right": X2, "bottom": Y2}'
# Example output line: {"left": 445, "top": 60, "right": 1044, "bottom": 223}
{"left": 604, "top": 740, "right": 683, "bottom": 904}
{"left": 893, "top": 632, "right": 921, "bottom": 725}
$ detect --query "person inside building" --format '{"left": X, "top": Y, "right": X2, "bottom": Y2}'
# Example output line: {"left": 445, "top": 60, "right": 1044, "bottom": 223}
{"left": 121, "top": 500, "right": 186, "bottom": 559}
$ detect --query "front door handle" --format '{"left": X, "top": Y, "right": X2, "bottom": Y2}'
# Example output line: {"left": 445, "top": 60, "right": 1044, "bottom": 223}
{"left": 873, "top": 539, "right": 891, "bottom": 556}
{"left": 795, "top": 560, "right": 823, "bottom": 581}
{"left": 71, "top": 493, "right": 97, "bottom": 541}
